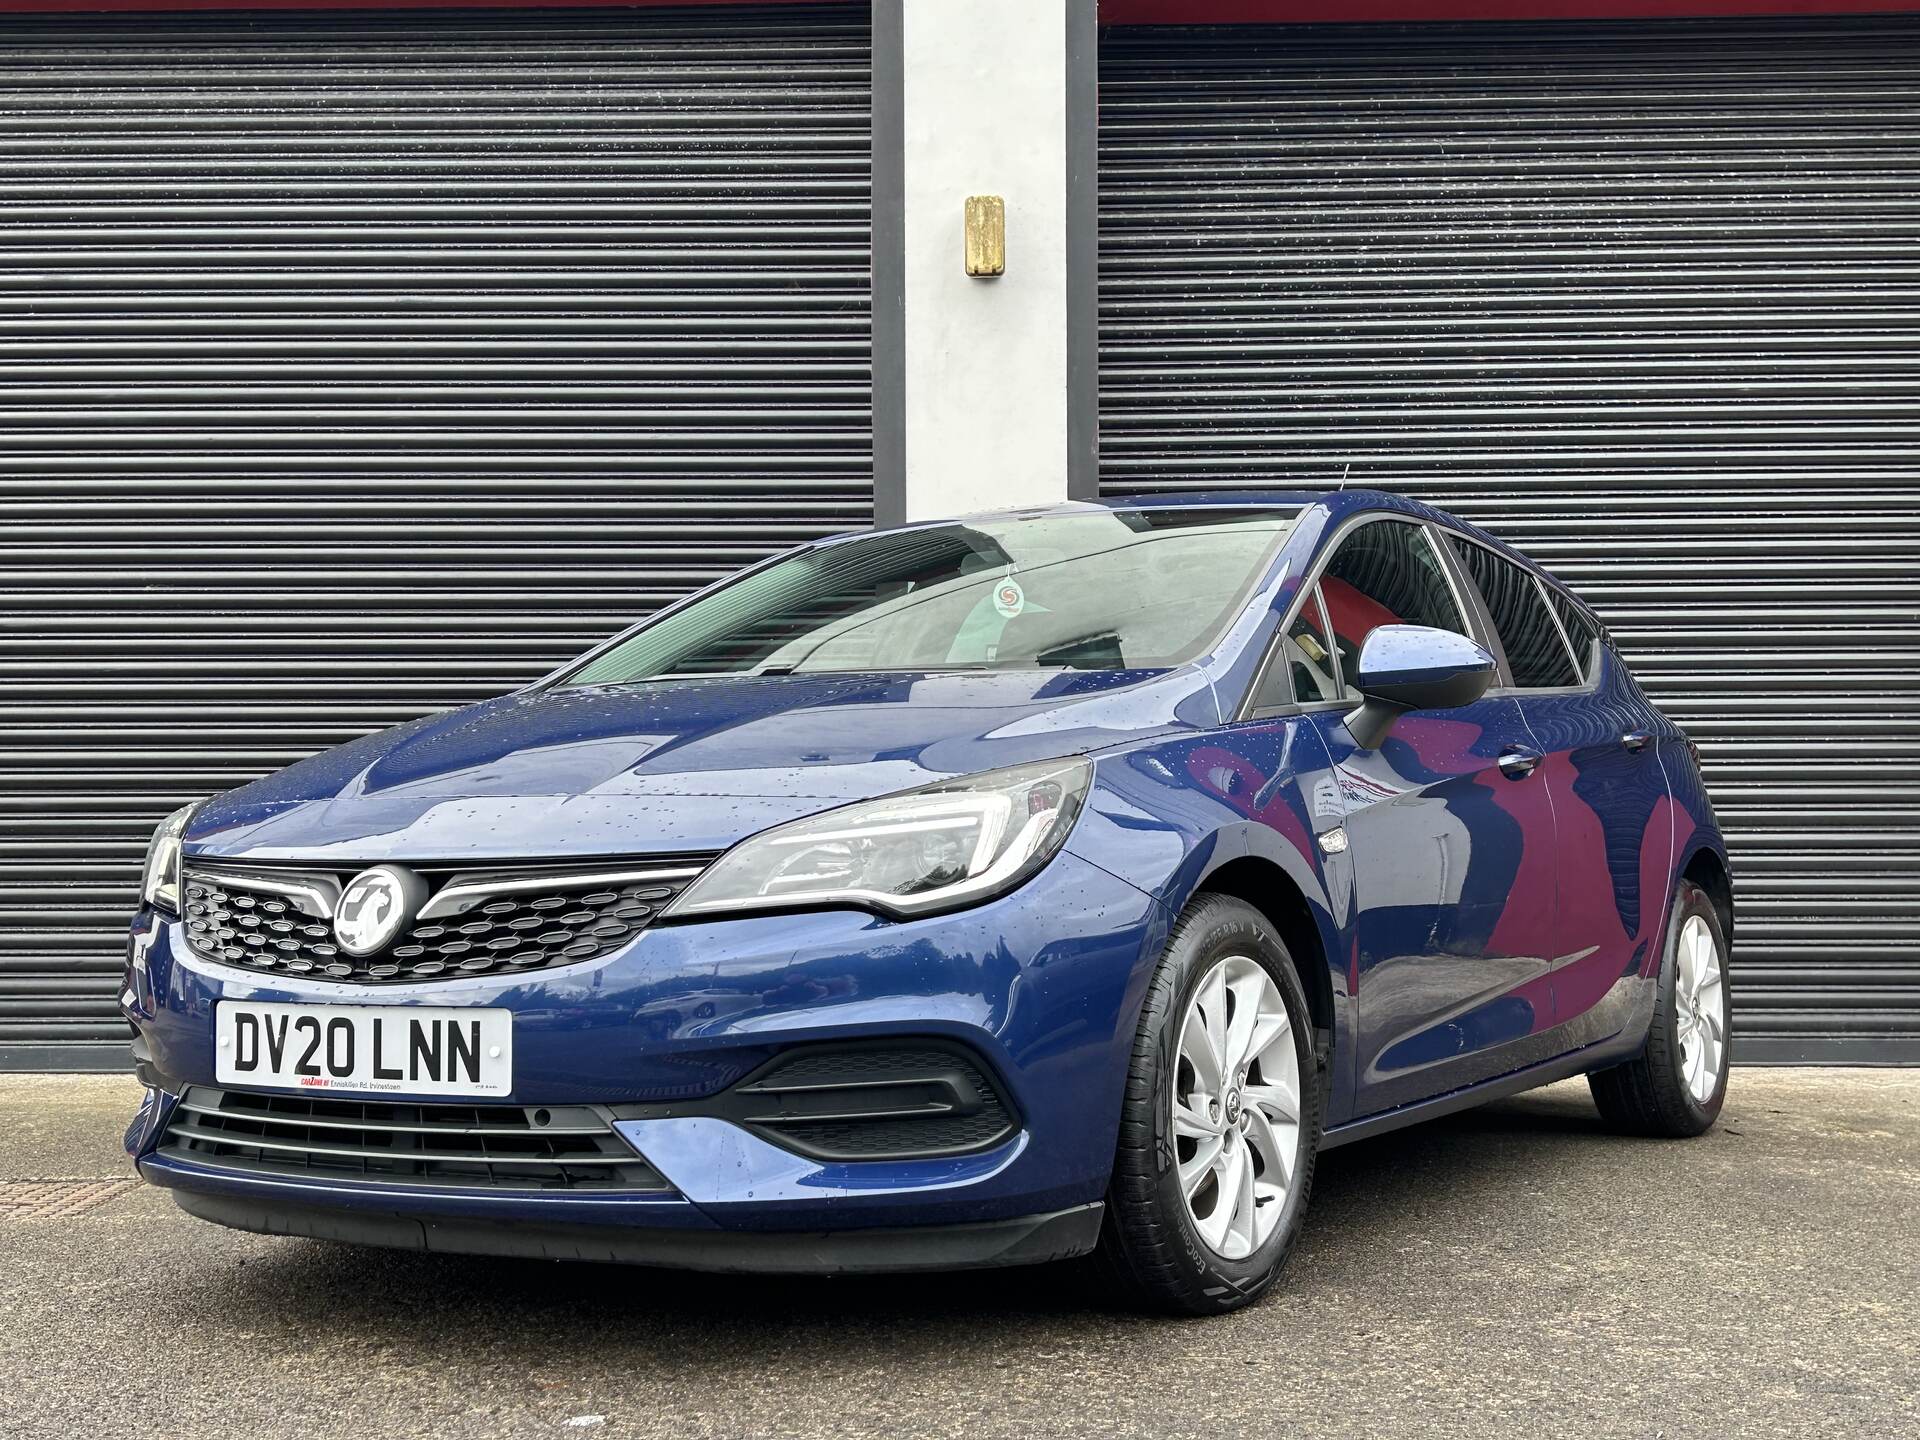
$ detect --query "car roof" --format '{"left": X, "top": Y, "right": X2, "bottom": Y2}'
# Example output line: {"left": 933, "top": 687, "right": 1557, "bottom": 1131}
{"left": 893, "top": 486, "right": 1445, "bottom": 525}
{"left": 1094, "top": 489, "right": 1566, "bottom": 592}
{"left": 822, "top": 488, "right": 1580, "bottom": 605}
{"left": 857, "top": 487, "right": 1502, "bottom": 550}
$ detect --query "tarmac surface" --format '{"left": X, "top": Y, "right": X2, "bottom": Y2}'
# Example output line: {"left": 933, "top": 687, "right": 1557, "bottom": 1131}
{"left": 4, "top": 1067, "right": 1915, "bottom": 1439}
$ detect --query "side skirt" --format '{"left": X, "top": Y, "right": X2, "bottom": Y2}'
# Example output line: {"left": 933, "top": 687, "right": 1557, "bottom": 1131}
{"left": 1319, "top": 1033, "right": 1641, "bottom": 1151}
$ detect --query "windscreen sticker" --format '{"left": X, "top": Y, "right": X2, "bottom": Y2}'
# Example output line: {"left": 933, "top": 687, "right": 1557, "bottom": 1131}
{"left": 993, "top": 576, "right": 1026, "bottom": 619}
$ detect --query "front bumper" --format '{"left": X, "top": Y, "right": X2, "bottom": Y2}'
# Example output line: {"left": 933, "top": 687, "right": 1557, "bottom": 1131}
{"left": 169, "top": 1187, "right": 1105, "bottom": 1275}
{"left": 125, "top": 849, "right": 1164, "bottom": 1263}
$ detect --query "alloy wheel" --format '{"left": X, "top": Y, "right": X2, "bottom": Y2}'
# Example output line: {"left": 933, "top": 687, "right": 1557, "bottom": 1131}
{"left": 1674, "top": 914, "right": 1727, "bottom": 1104}
{"left": 1171, "top": 954, "right": 1302, "bottom": 1261}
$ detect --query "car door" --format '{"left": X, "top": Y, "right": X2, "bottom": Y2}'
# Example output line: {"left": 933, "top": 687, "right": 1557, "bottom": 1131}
{"left": 1277, "top": 516, "right": 1563, "bottom": 1120}
{"left": 1447, "top": 544, "right": 1676, "bottom": 1049}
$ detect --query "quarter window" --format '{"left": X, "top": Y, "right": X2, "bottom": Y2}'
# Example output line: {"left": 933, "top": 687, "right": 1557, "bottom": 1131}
{"left": 1251, "top": 582, "right": 1341, "bottom": 712}
{"left": 1446, "top": 537, "right": 1579, "bottom": 690}
{"left": 1320, "top": 519, "right": 1471, "bottom": 701}
{"left": 1283, "top": 584, "right": 1341, "bottom": 704}
{"left": 1549, "top": 588, "right": 1603, "bottom": 682}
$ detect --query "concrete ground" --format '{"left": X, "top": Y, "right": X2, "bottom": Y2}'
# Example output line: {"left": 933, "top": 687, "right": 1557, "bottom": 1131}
{"left": 2, "top": 1069, "right": 1914, "bottom": 1440}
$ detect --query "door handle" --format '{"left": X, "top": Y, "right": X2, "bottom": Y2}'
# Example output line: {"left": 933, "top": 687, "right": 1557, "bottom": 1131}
{"left": 1498, "top": 747, "right": 1542, "bottom": 779}
{"left": 1621, "top": 731, "right": 1651, "bottom": 753}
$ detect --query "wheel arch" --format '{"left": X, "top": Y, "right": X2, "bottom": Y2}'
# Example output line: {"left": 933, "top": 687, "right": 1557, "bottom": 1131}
{"left": 1185, "top": 854, "right": 1339, "bottom": 1068}
{"left": 1679, "top": 842, "right": 1734, "bottom": 948}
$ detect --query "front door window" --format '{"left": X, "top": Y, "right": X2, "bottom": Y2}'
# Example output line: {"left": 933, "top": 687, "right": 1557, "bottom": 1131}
{"left": 1319, "top": 520, "right": 1470, "bottom": 700}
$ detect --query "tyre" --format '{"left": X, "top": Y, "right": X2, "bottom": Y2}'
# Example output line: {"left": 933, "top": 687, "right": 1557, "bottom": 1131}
{"left": 1588, "top": 879, "right": 1730, "bottom": 1137}
{"left": 1095, "top": 893, "right": 1322, "bottom": 1315}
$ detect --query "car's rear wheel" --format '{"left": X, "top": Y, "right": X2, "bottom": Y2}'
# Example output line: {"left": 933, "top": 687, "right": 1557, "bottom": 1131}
{"left": 1095, "top": 893, "right": 1321, "bottom": 1314}
{"left": 1588, "top": 879, "right": 1730, "bottom": 1136}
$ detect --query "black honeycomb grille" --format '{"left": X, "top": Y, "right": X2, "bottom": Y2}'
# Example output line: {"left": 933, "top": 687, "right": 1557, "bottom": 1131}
{"left": 179, "top": 862, "right": 708, "bottom": 985}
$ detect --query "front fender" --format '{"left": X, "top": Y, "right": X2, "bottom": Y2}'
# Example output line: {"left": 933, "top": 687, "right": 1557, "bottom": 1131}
{"left": 1067, "top": 721, "right": 1356, "bottom": 1115}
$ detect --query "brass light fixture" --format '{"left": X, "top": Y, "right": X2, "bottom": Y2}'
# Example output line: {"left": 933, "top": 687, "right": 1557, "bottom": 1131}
{"left": 964, "top": 195, "right": 1006, "bottom": 277}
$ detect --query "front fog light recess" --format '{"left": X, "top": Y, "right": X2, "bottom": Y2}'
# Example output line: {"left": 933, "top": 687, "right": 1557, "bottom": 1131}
{"left": 667, "top": 757, "right": 1092, "bottom": 920}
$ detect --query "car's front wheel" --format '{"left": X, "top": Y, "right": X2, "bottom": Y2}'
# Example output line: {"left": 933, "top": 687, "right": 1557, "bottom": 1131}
{"left": 1095, "top": 893, "right": 1322, "bottom": 1315}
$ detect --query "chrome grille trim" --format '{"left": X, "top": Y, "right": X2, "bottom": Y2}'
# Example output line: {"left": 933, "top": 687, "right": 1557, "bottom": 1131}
{"left": 418, "top": 866, "right": 707, "bottom": 922}
{"left": 188, "top": 867, "right": 339, "bottom": 919}
{"left": 178, "top": 855, "right": 714, "bottom": 986}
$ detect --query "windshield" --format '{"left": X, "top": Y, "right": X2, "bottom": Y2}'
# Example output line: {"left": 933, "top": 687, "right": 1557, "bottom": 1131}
{"left": 562, "top": 506, "right": 1300, "bottom": 684}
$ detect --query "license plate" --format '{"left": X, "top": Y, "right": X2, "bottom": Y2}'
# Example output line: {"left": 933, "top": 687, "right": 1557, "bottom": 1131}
{"left": 214, "top": 1001, "right": 513, "bottom": 1098}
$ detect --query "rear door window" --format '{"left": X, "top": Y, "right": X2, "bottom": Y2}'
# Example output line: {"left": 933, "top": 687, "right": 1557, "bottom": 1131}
{"left": 1445, "top": 536, "right": 1579, "bottom": 689}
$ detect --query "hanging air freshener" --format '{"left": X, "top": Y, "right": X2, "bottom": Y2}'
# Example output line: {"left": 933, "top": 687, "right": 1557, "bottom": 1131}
{"left": 992, "top": 571, "right": 1026, "bottom": 619}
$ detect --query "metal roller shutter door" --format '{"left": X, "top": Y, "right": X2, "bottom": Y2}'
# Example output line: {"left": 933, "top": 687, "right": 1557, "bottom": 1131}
{"left": 1100, "top": 16, "right": 1920, "bottom": 1063}
{"left": 0, "top": 3, "right": 872, "bottom": 1069}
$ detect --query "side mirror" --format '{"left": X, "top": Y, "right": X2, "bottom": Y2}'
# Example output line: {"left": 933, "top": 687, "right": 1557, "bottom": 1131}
{"left": 1345, "top": 624, "right": 1496, "bottom": 749}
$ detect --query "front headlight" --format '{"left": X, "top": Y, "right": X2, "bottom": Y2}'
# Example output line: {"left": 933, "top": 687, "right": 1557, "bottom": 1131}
{"left": 140, "top": 803, "right": 196, "bottom": 914}
{"left": 666, "top": 757, "right": 1093, "bottom": 921}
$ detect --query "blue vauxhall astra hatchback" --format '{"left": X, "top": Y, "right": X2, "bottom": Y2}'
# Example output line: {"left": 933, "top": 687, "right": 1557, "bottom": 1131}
{"left": 123, "top": 490, "right": 1732, "bottom": 1313}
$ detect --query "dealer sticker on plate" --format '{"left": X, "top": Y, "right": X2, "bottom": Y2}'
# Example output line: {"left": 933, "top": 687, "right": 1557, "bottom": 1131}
{"left": 214, "top": 1001, "right": 513, "bottom": 1098}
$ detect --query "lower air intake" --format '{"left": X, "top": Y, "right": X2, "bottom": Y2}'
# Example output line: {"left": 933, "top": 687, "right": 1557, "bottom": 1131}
{"left": 697, "top": 1041, "right": 1017, "bottom": 1162}
{"left": 158, "top": 1086, "right": 670, "bottom": 1192}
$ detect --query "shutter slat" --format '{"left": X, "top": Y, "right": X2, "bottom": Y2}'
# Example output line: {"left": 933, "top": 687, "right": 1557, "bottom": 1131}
{"left": 0, "top": 3, "right": 873, "bottom": 1068}
{"left": 1100, "top": 15, "right": 1920, "bottom": 1063}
